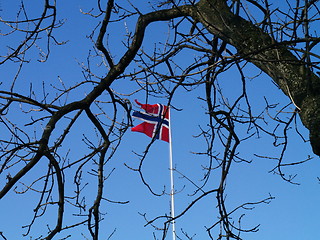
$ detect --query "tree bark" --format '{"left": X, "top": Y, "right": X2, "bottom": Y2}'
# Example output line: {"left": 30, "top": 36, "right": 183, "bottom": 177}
{"left": 190, "top": 0, "right": 320, "bottom": 155}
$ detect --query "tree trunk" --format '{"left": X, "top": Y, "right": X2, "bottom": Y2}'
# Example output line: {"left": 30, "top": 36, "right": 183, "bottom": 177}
{"left": 191, "top": 0, "right": 320, "bottom": 155}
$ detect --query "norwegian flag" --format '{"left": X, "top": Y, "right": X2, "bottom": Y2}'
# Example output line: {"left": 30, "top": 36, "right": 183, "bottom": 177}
{"left": 131, "top": 99, "right": 170, "bottom": 142}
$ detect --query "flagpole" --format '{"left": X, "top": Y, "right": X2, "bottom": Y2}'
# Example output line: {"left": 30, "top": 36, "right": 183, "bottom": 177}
{"left": 168, "top": 106, "right": 176, "bottom": 240}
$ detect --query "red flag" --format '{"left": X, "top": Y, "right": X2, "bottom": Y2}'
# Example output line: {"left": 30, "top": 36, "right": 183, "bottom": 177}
{"left": 131, "top": 100, "right": 170, "bottom": 142}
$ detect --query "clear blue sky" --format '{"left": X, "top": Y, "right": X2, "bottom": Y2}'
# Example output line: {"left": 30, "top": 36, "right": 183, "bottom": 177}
{"left": 1, "top": 1, "right": 320, "bottom": 240}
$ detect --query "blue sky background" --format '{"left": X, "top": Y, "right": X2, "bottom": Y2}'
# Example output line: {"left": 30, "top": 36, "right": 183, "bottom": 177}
{"left": 1, "top": 1, "right": 320, "bottom": 240}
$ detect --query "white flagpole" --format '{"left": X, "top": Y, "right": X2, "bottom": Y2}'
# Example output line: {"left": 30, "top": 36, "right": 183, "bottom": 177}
{"left": 168, "top": 106, "right": 176, "bottom": 240}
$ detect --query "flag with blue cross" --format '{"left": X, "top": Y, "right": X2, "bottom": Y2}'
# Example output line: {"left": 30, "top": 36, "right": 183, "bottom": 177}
{"left": 131, "top": 99, "right": 170, "bottom": 142}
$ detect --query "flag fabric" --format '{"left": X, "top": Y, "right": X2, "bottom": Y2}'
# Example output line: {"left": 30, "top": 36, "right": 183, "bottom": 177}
{"left": 131, "top": 99, "right": 170, "bottom": 142}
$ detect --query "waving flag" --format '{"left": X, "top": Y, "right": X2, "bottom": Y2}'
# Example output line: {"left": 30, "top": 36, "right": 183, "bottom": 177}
{"left": 131, "top": 99, "right": 170, "bottom": 142}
